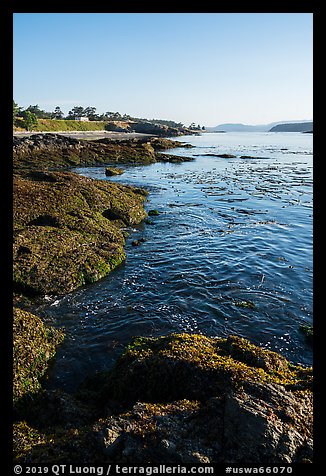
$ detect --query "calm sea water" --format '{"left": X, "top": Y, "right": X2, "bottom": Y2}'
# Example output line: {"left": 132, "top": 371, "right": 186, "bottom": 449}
{"left": 36, "top": 132, "right": 313, "bottom": 392}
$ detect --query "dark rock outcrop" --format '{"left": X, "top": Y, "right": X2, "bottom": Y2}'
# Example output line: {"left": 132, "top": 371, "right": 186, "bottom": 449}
{"left": 132, "top": 121, "right": 199, "bottom": 137}
{"left": 13, "top": 134, "right": 194, "bottom": 172}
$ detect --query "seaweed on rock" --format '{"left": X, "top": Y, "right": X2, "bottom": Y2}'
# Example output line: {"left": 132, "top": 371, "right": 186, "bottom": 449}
{"left": 13, "top": 171, "right": 147, "bottom": 295}
{"left": 14, "top": 333, "right": 313, "bottom": 464}
{"left": 13, "top": 308, "right": 64, "bottom": 409}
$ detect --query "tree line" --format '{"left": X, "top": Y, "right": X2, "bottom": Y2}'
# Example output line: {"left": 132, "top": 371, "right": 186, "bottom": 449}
{"left": 13, "top": 101, "right": 205, "bottom": 131}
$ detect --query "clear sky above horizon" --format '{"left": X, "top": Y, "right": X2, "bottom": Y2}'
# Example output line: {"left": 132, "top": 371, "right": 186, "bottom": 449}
{"left": 13, "top": 13, "right": 313, "bottom": 127}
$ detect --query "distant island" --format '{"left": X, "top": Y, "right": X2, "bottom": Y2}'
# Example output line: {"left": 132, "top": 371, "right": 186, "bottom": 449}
{"left": 207, "top": 120, "right": 313, "bottom": 133}
{"left": 269, "top": 122, "right": 313, "bottom": 133}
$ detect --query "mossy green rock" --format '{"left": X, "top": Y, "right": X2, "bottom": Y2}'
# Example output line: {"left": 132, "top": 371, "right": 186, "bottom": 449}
{"left": 148, "top": 209, "right": 160, "bottom": 216}
{"left": 13, "top": 308, "right": 64, "bottom": 406}
{"left": 13, "top": 171, "right": 147, "bottom": 295}
{"left": 13, "top": 420, "right": 98, "bottom": 464}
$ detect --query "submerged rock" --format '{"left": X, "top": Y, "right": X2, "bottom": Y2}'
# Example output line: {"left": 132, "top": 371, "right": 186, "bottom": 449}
{"left": 131, "top": 238, "right": 146, "bottom": 247}
{"left": 300, "top": 325, "right": 313, "bottom": 344}
{"left": 209, "top": 153, "right": 236, "bottom": 158}
{"left": 156, "top": 153, "right": 195, "bottom": 163}
{"left": 148, "top": 209, "right": 160, "bottom": 216}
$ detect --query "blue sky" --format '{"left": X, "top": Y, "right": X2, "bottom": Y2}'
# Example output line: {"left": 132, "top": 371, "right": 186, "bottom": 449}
{"left": 13, "top": 13, "right": 313, "bottom": 127}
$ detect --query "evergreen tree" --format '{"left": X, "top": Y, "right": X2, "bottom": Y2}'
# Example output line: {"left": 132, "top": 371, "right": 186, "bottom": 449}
{"left": 67, "top": 106, "right": 85, "bottom": 119}
{"left": 51, "top": 106, "right": 64, "bottom": 119}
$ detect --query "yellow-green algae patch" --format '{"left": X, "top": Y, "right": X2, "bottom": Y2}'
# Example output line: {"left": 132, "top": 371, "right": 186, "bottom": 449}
{"left": 13, "top": 171, "right": 147, "bottom": 295}
{"left": 13, "top": 421, "right": 50, "bottom": 461}
{"left": 13, "top": 421, "right": 98, "bottom": 464}
{"left": 103, "top": 333, "right": 312, "bottom": 404}
{"left": 13, "top": 308, "right": 64, "bottom": 405}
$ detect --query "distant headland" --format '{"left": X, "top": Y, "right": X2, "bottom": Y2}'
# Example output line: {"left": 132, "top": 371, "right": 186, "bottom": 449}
{"left": 207, "top": 120, "right": 313, "bottom": 133}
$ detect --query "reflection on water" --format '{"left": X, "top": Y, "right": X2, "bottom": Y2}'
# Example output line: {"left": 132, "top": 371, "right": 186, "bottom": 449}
{"left": 35, "top": 132, "right": 313, "bottom": 392}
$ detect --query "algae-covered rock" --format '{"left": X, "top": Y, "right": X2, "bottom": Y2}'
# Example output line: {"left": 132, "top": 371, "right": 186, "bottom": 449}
{"left": 88, "top": 333, "right": 313, "bottom": 464}
{"left": 13, "top": 420, "right": 99, "bottom": 464}
{"left": 14, "top": 333, "right": 313, "bottom": 464}
{"left": 300, "top": 324, "right": 313, "bottom": 344}
{"left": 148, "top": 209, "right": 160, "bottom": 216}
{"left": 14, "top": 421, "right": 49, "bottom": 462}
{"left": 13, "top": 308, "right": 64, "bottom": 406}
{"left": 13, "top": 134, "right": 155, "bottom": 170}
{"left": 156, "top": 153, "right": 195, "bottom": 163}
{"left": 97, "top": 333, "right": 312, "bottom": 405}
{"left": 105, "top": 166, "right": 124, "bottom": 176}
{"left": 13, "top": 134, "right": 194, "bottom": 172}
{"left": 13, "top": 171, "right": 147, "bottom": 295}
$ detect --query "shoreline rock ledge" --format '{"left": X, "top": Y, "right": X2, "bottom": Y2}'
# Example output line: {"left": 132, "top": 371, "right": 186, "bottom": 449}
{"left": 13, "top": 133, "right": 194, "bottom": 172}
{"left": 14, "top": 332, "right": 313, "bottom": 464}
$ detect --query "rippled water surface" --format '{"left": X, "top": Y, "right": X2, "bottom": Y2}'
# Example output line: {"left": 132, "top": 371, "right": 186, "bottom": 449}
{"left": 37, "top": 132, "right": 313, "bottom": 392}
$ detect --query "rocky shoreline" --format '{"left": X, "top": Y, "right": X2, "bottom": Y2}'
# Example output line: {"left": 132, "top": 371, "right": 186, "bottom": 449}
{"left": 13, "top": 134, "right": 194, "bottom": 301}
{"left": 12, "top": 133, "right": 313, "bottom": 464}
{"left": 13, "top": 133, "right": 194, "bottom": 172}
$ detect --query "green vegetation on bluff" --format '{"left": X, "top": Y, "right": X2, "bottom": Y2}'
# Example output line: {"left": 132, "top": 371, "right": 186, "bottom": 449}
{"left": 15, "top": 118, "right": 108, "bottom": 132}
